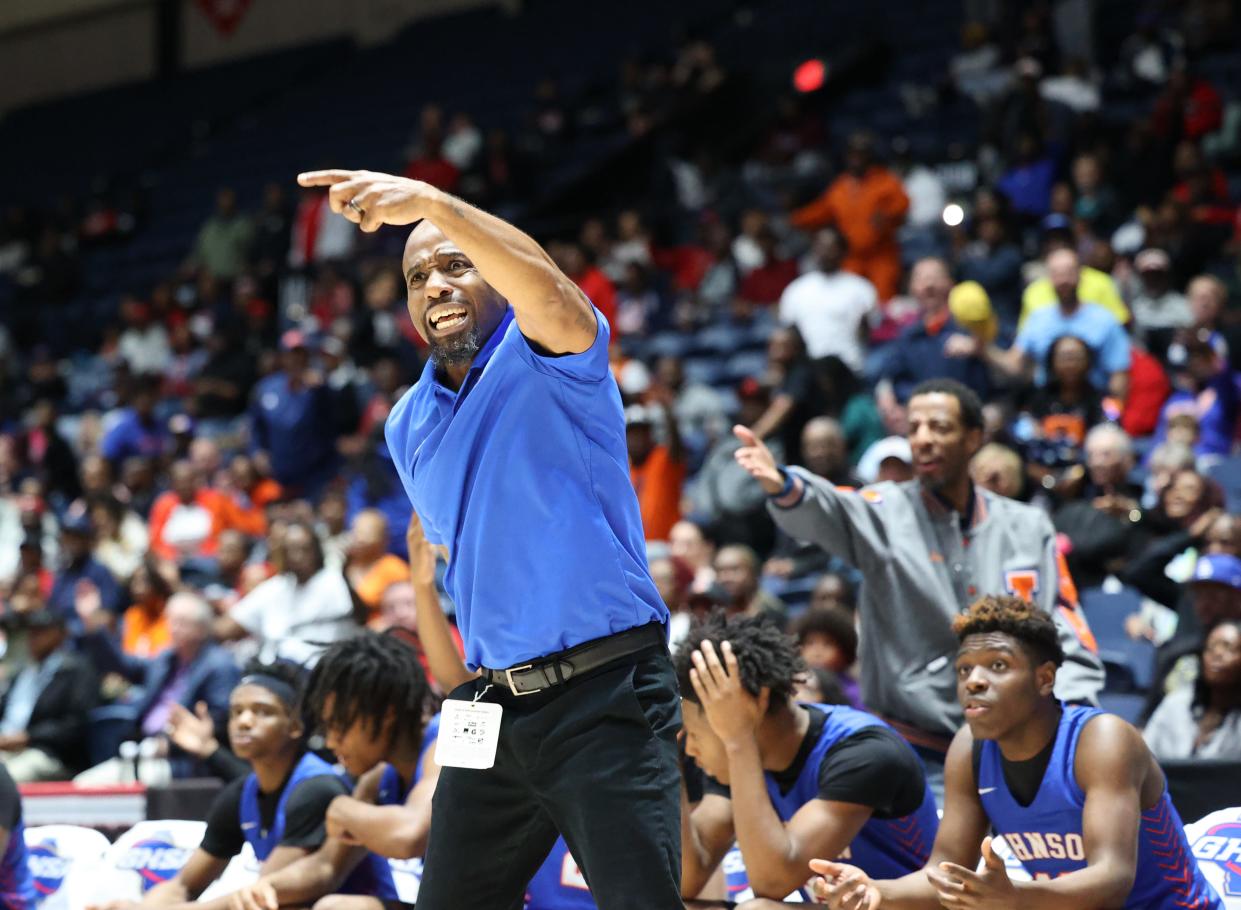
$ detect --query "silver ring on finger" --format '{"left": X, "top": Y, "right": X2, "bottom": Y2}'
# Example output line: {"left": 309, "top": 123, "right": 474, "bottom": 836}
{"left": 347, "top": 198, "right": 365, "bottom": 218}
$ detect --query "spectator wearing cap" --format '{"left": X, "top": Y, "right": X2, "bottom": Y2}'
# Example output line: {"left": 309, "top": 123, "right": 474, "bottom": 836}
{"left": 627, "top": 398, "right": 686, "bottom": 542}
{"left": 116, "top": 296, "right": 172, "bottom": 376}
{"left": 856, "top": 436, "right": 914, "bottom": 486}
{"left": 248, "top": 330, "right": 338, "bottom": 500}
{"left": 0, "top": 608, "right": 97, "bottom": 781}
{"left": 1131, "top": 249, "right": 1191, "bottom": 345}
{"left": 777, "top": 227, "right": 877, "bottom": 376}
{"left": 961, "top": 248, "right": 1131, "bottom": 402}
{"left": 46, "top": 505, "right": 124, "bottom": 627}
{"left": 1143, "top": 618, "right": 1241, "bottom": 761}
{"left": 877, "top": 261, "right": 991, "bottom": 406}
{"left": 1018, "top": 225, "right": 1129, "bottom": 329}
{"left": 99, "top": 376, "right": 168, "bottom": 466}
{"left": 1156, "top": 329, "right": 1239, "bottom": 459}
{"left": 789, "top": 131, "right": 910, "bottom": 301}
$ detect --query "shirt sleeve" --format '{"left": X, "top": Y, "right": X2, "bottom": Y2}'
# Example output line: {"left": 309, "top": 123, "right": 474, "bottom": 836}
{"left": 199, "top": 779, "right": 246, "bottom": 859}
{"left": 229, "top": 578, "right": 274, "bottom": 635}
{"left": 513, "top": 305, "right": 612, "bottom": 383}
{"left": 1099, "top": 321, "right": 1133, "bottom": 373}
{"left": 280, "top": 774, "right": 350, "bottom": 850}
{"left": 817, "top": 726, "right": 927, "bottom": 819}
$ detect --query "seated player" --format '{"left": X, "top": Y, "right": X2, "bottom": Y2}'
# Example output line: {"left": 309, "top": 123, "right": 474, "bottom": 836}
{"left": 90, "top": 661, "right": 394, "bottom": 909}
{"left": 812, "top": 595, "right": 1223, "bottom": 910}
{"left": 0, "top": 762, "right": 35, "bottom": 908}
{"left": 227, "top": 632, "right": 440, "bottom": 910}
{"left": 675, "top": 612, "right": 939, "bottom": 902}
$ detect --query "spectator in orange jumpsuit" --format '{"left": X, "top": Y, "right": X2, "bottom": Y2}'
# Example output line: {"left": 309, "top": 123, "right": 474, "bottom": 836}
{"left": 790, "top": 131, "right": 910, "bottom": 302}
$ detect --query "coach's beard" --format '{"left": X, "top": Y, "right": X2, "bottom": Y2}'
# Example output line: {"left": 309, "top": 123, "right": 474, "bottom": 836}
{"left": 429, "top": 326, "right": 482, "bottom": 367}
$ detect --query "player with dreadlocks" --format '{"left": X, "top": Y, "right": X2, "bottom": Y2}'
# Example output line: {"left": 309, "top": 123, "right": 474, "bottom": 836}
{"left": 92, "top": 660, "right": 397, "bottom": 910}
{"left": 811, "top": 595, "right": 1222, "bottom": 910}
{"left": 674, "top": 611, "right": 939, "bottom": 904}
{"left": 227, "top": 631, "right": 438, "bottom": 910}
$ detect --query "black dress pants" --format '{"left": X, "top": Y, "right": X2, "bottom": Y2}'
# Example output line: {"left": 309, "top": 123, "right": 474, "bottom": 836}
{"left": 415, "top": 645, "right": 684, "bottom": 910}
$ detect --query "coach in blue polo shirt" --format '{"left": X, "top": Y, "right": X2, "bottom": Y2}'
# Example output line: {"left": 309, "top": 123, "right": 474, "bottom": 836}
{"left": 297, "top": 168, "right": 679, "bottom": 910}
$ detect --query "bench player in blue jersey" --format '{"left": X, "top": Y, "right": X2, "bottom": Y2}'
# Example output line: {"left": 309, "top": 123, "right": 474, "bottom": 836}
{"left": 0, "top": 763, "right": 35, "bottom": 909}
{"left": 812, "top": 594, "right": 1223, "bottom": 910}
{"left": 91, "top": 661, "right": 394, "bottom": 910}
{"left": 675, "top": 613, "right": 939, "bottom": 903}
{"left": 226, "top": 633, "right": 439, "bottom": 910}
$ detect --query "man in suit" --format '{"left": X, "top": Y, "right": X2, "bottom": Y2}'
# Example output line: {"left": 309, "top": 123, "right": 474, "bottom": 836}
{"left": 0, "top": 608, "right": 97, "bottom": 781}
{"left": 76, "top": 591, "right": 239, "bottom": 783}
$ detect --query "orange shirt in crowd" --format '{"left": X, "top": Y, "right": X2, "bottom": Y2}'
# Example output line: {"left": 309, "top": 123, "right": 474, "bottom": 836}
{"left": 122, "top": 604, "right": 171, "bottom": 658}
{"left": 148, "top": 489, "right": 227, "bottom": 561}
{"left": 353, "top": 554, "right": 411, "bottom": 613}
{"left": 630, "top": 445, "right": 686, "bottom": 542}
{"left": 219, "top": 478, "right": 283, "bottom": 538}
{"left": 790, "top": 165, "right": 910, "bottom": 301}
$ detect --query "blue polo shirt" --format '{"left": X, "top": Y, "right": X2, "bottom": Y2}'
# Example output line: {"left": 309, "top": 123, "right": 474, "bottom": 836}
{"left": 385, "top": 307, "right": 666, "bottom": 670}
{"left": 1015, "top": 302, "right": 1131, "bottom": 389}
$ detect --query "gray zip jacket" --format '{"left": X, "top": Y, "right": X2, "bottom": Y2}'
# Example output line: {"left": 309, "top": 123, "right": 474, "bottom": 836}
{"left": 769, "top": 469, "right": 1106, "bottom": 742}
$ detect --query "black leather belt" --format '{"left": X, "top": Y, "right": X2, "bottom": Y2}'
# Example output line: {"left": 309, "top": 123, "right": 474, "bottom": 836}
{"left": 480, "top": 622, "right": 664, "bottom": 696}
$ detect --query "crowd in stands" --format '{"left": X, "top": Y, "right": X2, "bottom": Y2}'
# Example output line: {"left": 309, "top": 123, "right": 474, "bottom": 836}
{"left": 0, "top": 0, "right": 1238, "bottom": 821}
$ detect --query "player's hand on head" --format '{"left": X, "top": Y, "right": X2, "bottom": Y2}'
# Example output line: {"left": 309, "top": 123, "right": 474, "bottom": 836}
{"left": 809, "top": 859, "right": 881, "bottom": 910}
{"left": 229, "top": 879, "right": 279, "bottom": 910}
{"left": 926, "top": 836, "right": 1014, "bottom": 909}
{"left": 732, "top": 425, "right": 785, "bottom": 494}
{"left": 297, "top": 169, "right": 432, "bottom": 233}
{"left": 688, "top": 639, "right": 767, "bottom": 744}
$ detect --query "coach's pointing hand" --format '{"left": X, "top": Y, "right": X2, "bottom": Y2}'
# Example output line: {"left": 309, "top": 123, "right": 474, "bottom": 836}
{"left": 733, "top": 425, "right": 784, "bottom": 495}
{"left": 297, "top": 169, "right": 434, "bottom": 233}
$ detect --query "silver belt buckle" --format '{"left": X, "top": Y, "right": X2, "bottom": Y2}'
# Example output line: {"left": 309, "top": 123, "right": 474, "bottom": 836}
{"left": 503, "top": 663, "right": 539, "bottom": 696}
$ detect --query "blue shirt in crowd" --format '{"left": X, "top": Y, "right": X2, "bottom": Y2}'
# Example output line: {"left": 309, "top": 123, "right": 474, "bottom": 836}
{"left": 385, "top": 307, "right": 667, "bottom": 671}
{"left": 880, "top": 315, "right": 992, "bottom": 403}
{"left": 1015, "top": 303, "right": 1131, "bottom": 389}
{"left": 48, "top": 558, "right": 124, "bottom": 627}
{"left": 249, "top": 373, "right": 338, "bottom": 491}
{"left": 100, "top": 409, "right": 167, "bottom": 463}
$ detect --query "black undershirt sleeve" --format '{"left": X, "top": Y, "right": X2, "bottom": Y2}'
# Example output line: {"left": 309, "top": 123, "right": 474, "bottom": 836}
{"left": 199, "top": 778, "right": 246, "bottom": 859}
{"left": 279, "top": 774, "right": 350, "bottom": 850}
{"left": 817, "top": 727, "right": 927, "bottom": 820}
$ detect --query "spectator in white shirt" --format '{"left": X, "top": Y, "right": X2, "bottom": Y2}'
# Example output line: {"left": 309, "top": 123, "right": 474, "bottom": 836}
{"left": 215, "top": 520, "right": 360, "bottom": 665}
{"left": 778, "top": 227, "right": 877, "bottom": 374}
{"left": 117, "top": 297, "right": 171, "bottom": 376}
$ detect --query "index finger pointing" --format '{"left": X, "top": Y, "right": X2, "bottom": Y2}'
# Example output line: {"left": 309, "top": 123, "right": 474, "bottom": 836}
{"left": 297, "top": 169, "right": 361, "bottom": 187}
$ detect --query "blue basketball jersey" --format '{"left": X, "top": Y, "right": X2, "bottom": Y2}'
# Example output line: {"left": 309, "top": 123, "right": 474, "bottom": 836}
{"left": 0, "top": 816, "right": 35, "bottom": 910}
{"left": 764, "top": 704, "right": 939, "bottom": 881}
{"left": 524, "top": 838, "right": 596, "bottom": 910}
{"left": 977, "top": 704, "right": 1222, "bottom": 909}
{"left": 240, "top": 751, "right": 397, "bottom": 900}
{"left": 377, "top": 713, "right": 442, "bottom": 805}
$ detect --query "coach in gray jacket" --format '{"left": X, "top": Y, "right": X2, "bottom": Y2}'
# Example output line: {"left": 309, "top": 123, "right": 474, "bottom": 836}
{"left": 734, "top": 378, "right": 1105, "bottom": 793}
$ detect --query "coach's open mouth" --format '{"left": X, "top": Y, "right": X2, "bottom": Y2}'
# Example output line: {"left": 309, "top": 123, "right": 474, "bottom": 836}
{"left": 427, "top": 303, "right": 471, "bottom": 334}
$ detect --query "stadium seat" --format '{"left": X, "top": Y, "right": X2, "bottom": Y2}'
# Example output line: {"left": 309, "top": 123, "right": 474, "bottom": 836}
{"left": 86, "top": 704, "right": 139, "bottom": 769}
{"left": 1079, "top": 587, "right": 1155, "bottom": 692}
{"left": 93, "top": 819, "right": 206, "bottom": 903}
{"left": 1098, "top": 691, "right": 1146, "bottom": 726}
{"left": 24, "top": 825, "right": 111, "bottom": 910}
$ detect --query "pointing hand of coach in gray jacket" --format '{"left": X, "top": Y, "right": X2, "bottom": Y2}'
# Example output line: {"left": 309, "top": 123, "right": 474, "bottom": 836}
{"left": 732, "top": 379, "right": 1104, "bottom": 752}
